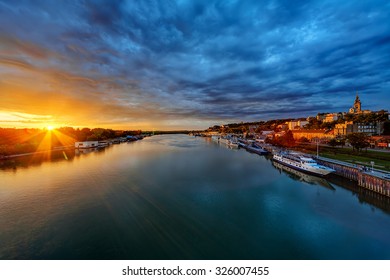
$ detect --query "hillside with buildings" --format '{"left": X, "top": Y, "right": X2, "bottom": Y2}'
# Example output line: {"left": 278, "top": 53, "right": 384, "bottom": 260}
{"left": 205, "top": 94, "right": 390, "bottom": 149}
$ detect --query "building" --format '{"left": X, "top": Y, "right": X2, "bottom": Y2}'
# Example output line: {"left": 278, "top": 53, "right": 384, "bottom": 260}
{"left": 248, "top": 125, "right": 257, "bottom": 135}
{"left": 349, "top": 93, "right": 361, "bottom": 114}
{"left": 316, "top": 113, "right": 326, "bottom": 121}
{"left": 335, "top": 121, "right": 353, "bottom": 136}
{"left": 286, "top": 120, "right": 308, "bottom": 130}
{"left": 369, "top": 136, "right": 390, "bottom": 149}
{"left": 261, "top": 130, "right": 274, "bottom": 136}
{"left": 291, "top": 129, "right": 334, "bottom": 141}
{"left": 276, "top": 124, "right": 288, "bottom": 131}
{"left": 348, "top": 93, "right": 371, "bottom": 114}
{"left": 324, "top": 113, "right": 339, "bottom": 123}
{"left": 274, "top": 131, "right": 286, "bottom": 138}
{"left": 335, "top": 121, "right": 384, "bottom": 136}
{"left": 353, "top": 122, "right": 384, "bottom": 135}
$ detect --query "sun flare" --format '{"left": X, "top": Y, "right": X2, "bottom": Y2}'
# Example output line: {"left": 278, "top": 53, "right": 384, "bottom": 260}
{"left": 47, "top": 125, "right": 54, "bottom": 131}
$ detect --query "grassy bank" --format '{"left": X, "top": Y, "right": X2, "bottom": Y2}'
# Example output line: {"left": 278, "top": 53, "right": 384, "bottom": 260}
{"left": 296, "top": 144, "right": 390, "bottom": 171}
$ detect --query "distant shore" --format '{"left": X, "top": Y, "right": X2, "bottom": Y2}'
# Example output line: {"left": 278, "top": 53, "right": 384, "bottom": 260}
{"left": 0, "top": 145, "right": 73, "bottom": 160}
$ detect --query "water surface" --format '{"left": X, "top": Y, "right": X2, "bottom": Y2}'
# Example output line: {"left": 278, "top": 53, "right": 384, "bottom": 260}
{"left": 1, "top": 135, "right": 389, "bottom": 259}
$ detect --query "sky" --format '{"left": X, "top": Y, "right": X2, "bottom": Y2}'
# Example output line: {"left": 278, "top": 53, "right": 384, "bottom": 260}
{"left": 0, "top": 0, "right": 389, "bottom": 130}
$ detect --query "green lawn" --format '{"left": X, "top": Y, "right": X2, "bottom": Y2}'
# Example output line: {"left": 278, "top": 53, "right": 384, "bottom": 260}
{"left": 319, "top": 152, "right": 390, "bottom": 170}
{"left": 296, "top": 145, "right": 390, "bottom": 171}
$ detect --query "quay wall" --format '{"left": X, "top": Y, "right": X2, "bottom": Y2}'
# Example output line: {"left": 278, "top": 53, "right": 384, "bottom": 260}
{"left": 317, "top": 159, "right": 390, "bottom": 197}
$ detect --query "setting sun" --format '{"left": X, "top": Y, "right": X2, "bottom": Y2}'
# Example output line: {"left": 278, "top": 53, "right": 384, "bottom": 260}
{"left": 47, "top": 125, "right": 54, "bottom": 131}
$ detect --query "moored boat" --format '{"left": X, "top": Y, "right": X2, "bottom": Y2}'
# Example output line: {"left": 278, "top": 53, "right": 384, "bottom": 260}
{"left": 227, "top": 139, "right": 239, "bottom": 148}
{"left": 244, "top": 142, "right": 269, "bottom": 155}
{"left": 219, "top": 137, "right": 230, "bottom": 145}
{"left": 237, "top": 138, "right": 247, "bottom": 148}
{"left": 272, "top": 161, "right": 335, "bottom": 190}
{"left": 75, "top": 141, "right": 99, "bottom": 149}
{"left": 215, "top": 135, "right": 239, "bottom": 148}
{"left": 272, "top": 152, "right": 335, "bottom": 176}
{"left": 98, "top": 141, "right": 110, "bottom": 147}
{"left": 211, "top": 135, "right": 220, "bottom": 142}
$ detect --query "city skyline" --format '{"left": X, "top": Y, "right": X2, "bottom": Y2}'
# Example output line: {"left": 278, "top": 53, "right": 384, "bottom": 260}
{"left": 1, "top": 0, "right": 390, "bottom": 130}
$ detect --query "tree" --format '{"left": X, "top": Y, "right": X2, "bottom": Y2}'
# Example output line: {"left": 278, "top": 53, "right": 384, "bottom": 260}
{"left": 272, "top": 130, "right": 296, "bottom": 147}
{"left": 75, "top": 127, "right": 92, "bottom": 141}
{"left": 383, "top": 121, "right": 390, "bottom": 135}
{"left": 224, "top": 127, "right": 233, "bottom": 134}
{"left": 328, "top": 138, "right": 338, "bottom": 148}
{"left": 346, "top": 133, "right": 370, "bottom": 152}
{"left": 320, "top": 120, "right": 337, "bottom": 130}
{"left": 344, "top": 113, "right": 354, "bottom": 122}
{"left": 337, "top": 138, "right": 346, "bottom": 147}
{"left": 298, "top": 136, "right": 310, "bottom": 143}
{"left": 304, "top": 118, "right": 322, "bottom": 129}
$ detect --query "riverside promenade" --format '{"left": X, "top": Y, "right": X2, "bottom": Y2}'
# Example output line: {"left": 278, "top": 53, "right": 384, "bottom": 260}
{"left": 317, "top": 156, "right": 390, "bottom": 197}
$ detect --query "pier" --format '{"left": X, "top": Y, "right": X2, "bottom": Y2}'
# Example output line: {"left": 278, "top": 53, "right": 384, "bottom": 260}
{"left": 256, "top": 140, "right": 390, "bottom": 198}
{"left": 317, "top": 157, "right": 390, "bottom": 197}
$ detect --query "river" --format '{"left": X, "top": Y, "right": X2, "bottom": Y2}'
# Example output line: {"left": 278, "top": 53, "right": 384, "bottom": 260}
{"left": 1, "top": 134, "right": 389, "bottom": 259}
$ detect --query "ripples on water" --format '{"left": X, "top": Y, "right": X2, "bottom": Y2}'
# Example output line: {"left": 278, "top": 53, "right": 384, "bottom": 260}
{"left": 0, "top": 135, "right": 390, "bottom": 259}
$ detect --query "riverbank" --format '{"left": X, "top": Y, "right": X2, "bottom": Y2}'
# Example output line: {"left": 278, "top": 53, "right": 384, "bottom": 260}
{"left": 294, "top": 143, "right": 390, "bottom": 171}
{"left": 269, "top": 143, "right": 390, "bottom": 197}
{"left": 0, "top": 145, "right": 74, "bottom": 159}
{"left": 237, "top": 140, "right": 390, "bottom": 197}
{"left": 317, "top": 157, "right": 390, "bottom": 197}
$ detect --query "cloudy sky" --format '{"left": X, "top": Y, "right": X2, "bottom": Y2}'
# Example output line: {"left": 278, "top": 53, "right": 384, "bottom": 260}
{"left": 0, "top": 0, "right": 389, "bottom": 130}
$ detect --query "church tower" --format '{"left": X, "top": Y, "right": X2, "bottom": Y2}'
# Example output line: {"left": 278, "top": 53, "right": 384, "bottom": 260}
{"left": 353, "top": 92, "right": 361, "bottom": 113}
{"left": 349, "top": 92, "right": 362, "bottom": 114}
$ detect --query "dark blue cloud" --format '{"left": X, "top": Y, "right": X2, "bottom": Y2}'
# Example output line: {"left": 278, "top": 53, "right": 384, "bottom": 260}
{"left": 0, "top": 0, "right": 389, "bottom": 128}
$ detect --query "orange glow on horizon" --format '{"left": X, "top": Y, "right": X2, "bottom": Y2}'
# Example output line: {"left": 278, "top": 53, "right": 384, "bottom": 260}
{"left": 26, "top": 128, "right": 77, "bottom": 163}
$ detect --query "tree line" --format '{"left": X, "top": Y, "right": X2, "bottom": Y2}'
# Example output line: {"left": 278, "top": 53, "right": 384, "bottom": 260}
{"left": 0, "top": 127, "right": 143, "bottom": 156}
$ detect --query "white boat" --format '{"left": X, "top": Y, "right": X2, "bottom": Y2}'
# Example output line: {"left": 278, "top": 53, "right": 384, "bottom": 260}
{"left": 244, "top": 143, "right": 269, "bottom": 155}
{"left": 98, "top": 141, "right": 109, "bottom": 147}
{"left": 272, "top": 161, "right": 335, "bottom": 190}
{"left": 227, "top": 139, "right": 239, "bottom": 148}
{"left": 219, "top": 137, "right": 229, "bottom": 145}
{"left": 272, "top": 152, "right": 335, "bottom": 176}
{"left": 237, "top": 139, "right": 248, "bottom": 148}
{"left": 75, "top": 141, "right": 99, "bottom": 149}
{"left": 219, "top": 136, "right": 239, "bottom": 148}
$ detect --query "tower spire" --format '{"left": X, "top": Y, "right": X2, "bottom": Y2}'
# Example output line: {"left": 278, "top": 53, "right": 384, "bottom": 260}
{"left": 354, "top": 91, "right": 361, "bottom": 112}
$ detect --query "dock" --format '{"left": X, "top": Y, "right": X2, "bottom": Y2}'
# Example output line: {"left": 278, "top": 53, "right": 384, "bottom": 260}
{"left": 260, "top": 141, "right": 390, "bottom": 198}
{"left": 316, "top": 156, "right": 390, "bottom": 197}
